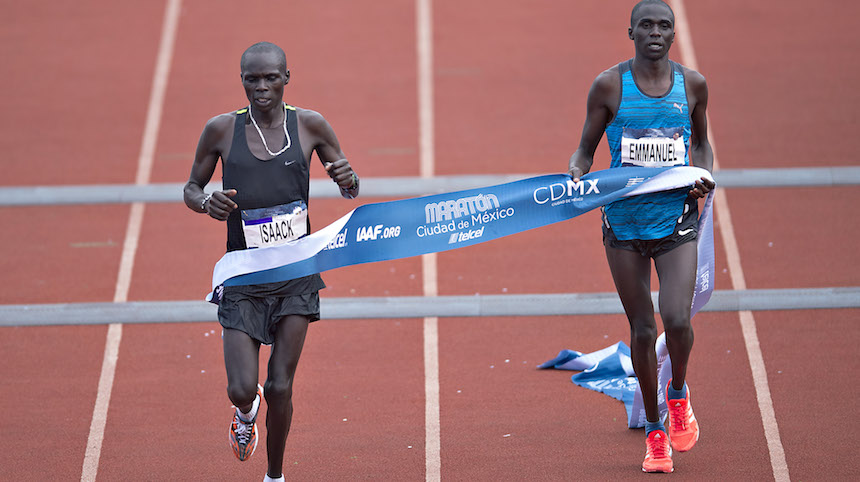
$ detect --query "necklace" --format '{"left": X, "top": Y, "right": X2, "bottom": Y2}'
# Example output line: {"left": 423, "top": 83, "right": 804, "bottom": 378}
{"left": 248, "top": 102, "right": 292, "bottom": 157}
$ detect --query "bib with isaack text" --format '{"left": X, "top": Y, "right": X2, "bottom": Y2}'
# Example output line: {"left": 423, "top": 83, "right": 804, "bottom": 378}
{"left": 621, "top": 127, "right": 686, "bottom": 168}
{"left": 241, "top": 201, "right": 308, "bottom": 249}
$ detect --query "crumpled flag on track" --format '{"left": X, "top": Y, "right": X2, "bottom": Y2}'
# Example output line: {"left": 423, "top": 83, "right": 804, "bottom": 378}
{"left": 538, "top": 333, "right": 675, "bottom": 429}
{"left": 207, "top": 166, "right": 715, "bottom": 307}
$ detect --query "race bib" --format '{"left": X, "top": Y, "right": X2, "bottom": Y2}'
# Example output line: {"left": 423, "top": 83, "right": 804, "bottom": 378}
{"left": 241, "top": 201, "right": 308, "bottom": 249}
{"left": 621, "top": 127, "right": 686, "bottom": 168}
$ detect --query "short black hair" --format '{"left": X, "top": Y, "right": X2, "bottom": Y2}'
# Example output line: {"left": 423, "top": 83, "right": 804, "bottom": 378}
{"left": 240, "top": 42, "right": 287, "bottom": 73}
{"left": 630, "top": 0, "right": 674, "bottom": 27}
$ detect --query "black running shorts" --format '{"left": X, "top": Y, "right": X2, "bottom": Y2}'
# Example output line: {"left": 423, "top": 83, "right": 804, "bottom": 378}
{"left": 217, "top": 274, "right": 325, "bottom": 345}
{"left": 602, "top": 196, "right": 699, "bottom": 258}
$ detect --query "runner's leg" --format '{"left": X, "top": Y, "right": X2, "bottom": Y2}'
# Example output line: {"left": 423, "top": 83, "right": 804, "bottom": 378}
{"left": 223, "top": 328, "right": 262, "bottom": 412}
{"left": 264, "top": 314, "right": 309, "bottom": 478}
{"left": 605, "top": 245, "right": 660, "bottom": 422}
{"left": 654, "top": 241, "right": 697, "bottom": 389}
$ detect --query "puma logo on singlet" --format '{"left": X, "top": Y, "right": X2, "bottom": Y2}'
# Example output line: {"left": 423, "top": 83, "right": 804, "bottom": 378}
{"left": 673, "top": 103, "right": 683, "bottom": 113}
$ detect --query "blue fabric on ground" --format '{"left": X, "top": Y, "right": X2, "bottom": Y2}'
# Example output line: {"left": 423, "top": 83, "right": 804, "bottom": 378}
{"left": 570, "top": 347, "right": 640, "bottom": 424}
{"left": 540, "top": 333, "right": 676, "bottom": 429}
{"left": 536, "top": 349, "right": 584, "bottom": 370}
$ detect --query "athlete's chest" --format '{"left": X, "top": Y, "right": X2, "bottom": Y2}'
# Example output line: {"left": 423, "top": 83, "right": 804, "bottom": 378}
{"left": 616, "top": 79, "right": 688, "bottom": 123}
{"left": 608, "top": 72, "right": 691, "bottom": 167}
{"left": 219, "top": 111, "right": 312, "bottom": 165}
{"left": 244, "top": 124, "right": 291, "bottom": 160}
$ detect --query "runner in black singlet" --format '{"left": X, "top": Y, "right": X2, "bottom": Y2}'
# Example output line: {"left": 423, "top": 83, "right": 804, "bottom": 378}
{"left": 183, "top": 42, "right": 359, "bottom": 482}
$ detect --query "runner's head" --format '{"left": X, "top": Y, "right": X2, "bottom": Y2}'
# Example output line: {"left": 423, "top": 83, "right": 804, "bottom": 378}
{"left": 240, "top": 42, "right": 290, "bottom": 110}
{"left": 628, "top": 0, "right": 675, "bottom": 60}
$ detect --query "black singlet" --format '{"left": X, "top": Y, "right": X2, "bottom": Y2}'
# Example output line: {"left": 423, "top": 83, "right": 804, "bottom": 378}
{"left": 220, "top": 104, "right": 325, "bottom": 298}
{"left": 223, "top": 104, "right": 311, "bottom": 252}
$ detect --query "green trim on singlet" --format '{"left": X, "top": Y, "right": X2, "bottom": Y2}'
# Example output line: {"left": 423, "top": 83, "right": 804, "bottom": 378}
{"left": 237, "top": 103, "right": 294, "bottom": 114}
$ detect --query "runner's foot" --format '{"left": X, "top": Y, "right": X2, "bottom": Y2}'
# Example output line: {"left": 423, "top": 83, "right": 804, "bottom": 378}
{"left": 229, "top": 385, "right": 262, "bottom": 461}
{"left": 666, "top": 379, "right": 699, "bottom": 452}
{"left": 642, "top": 429, "right": 674, "bottom": 473}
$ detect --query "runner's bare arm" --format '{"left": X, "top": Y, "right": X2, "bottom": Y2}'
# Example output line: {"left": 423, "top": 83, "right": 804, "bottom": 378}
{"left": 685, "top": 69, "right": 715, "bottom": 198}
{"left": 183, "top": 114, "right": 238, "bottom": 220}
{"left": 301, "top": 109, "right": 359, "bottom": 199}
{"left": 569, "top": 69, "right": 619, "bottom": 181}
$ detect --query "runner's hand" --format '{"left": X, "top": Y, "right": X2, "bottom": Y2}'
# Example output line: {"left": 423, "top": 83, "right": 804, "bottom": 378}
{"left": 206, "top": 189, "right": 238, "bottom": 221}
{"left": 568, "top": 166, "right": 585, "bottom": 182}
{"left": 688, "top": 177, "right": 715, "bottom": 199}
{"left": 325, "top": 159, "right": 357, "bottom": 190}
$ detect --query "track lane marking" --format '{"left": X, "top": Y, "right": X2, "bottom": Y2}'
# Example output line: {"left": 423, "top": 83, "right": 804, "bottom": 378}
{"left": 672, "top": 1, "right": 789, "bottom": 480}
{"left": 80, "top": 1, "right": 181, "bottom": 480}
{"left": 417, "top": 0, "right": 435, "bottom": 181}
{"left": 417, "top": 0, "right": 441, "bottom": 479}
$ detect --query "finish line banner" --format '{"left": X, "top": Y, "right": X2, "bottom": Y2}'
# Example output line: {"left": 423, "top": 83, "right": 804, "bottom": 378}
{"left": 209, "top": 166, "right": 715, "bottom": 307}
{"left": 538, "top": 333, "right": 673, "bottom": 429}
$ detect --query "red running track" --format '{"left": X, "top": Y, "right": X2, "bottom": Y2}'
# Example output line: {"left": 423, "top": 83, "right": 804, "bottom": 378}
{"left": 0, "top": 0, "right": 858, "bottom": 480}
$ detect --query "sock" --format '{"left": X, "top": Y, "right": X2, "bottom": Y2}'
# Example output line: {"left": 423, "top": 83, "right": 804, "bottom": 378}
{"left": 238, "top": 393, "right": 260, "bottom": 422}
{"left": 263, "top": 475, "right": 284, "bottom": 482}
{"left": 645, "top": 420, "right": 665, "bottom": 436}
{"left": 667, "top": 381, "right": 688, "bottom": 401}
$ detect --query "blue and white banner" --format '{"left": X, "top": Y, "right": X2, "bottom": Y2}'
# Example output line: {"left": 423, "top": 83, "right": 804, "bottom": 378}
{"left": 690, "top": 182, "right": 715, "bottom": 315}
{"left": 209, "top": 166, "right": 715, "bottom": 305}
{"left": 538, "top": 333, "right": 673, "bottom": 429}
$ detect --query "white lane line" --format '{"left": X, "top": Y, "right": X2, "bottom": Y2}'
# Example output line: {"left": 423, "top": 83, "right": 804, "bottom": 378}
{"left": 417, "top": 0, "right": 441, "bottom": 480}
{"left": 113, "top": 203, "right": 146, "bottom": 304}
{"left": 80, "top": 323, "right": 121, "bottom": 481}
{"left": 423, "top": 312, "right": 441, "bottom": 482}
{"left": 417, "top": 0, "right": 435, "bottom": 181}
{"left": 80, "top": 1, "right": 181, "bottom": 480}
{"left": 672, "top": 2, "right": 790, "bottom": 481}
{"left": 422, "top": 253, "right": 440, "bottom": 482}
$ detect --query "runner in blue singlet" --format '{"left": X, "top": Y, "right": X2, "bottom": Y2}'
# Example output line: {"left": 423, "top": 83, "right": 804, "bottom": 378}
{"left": 567, "top": 0, "right": 715, "bottom": 474}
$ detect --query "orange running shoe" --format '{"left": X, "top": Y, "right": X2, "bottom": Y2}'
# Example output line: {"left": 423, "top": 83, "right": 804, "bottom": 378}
{"left": 642, "top": 429, "right": 673, "bottom": 473}
{"left": 666, "top": 380, "right": 699, "bottom": 452}
{"left": 229, "top": 386, "right": 262, "bottom": 461}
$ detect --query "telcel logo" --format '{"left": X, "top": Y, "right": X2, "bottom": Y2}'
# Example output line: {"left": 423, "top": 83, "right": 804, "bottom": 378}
{"left": 448, "top": 227, "right": 485, "bottom": 244}
{"left": 533, "top": 179, "right": 600, "bottom": 204}
{"left": 322, "top": 229, "right": 347, "bottom": 250}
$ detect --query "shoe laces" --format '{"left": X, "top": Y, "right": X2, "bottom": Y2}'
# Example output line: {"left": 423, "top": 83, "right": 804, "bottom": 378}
{"left": 648, "top": 433, "right": 670, "bottom": 459}
{"left": 233, "top": 415, "right": 254, "bottom": 444}
{"left": 670, "top": 400, "right": 688, "bottom": 430}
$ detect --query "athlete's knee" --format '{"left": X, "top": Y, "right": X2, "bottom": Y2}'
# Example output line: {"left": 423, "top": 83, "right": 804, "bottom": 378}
{"left": 226, "top": 380, "right": 258, "bottom": 407}
{"left": 662, "top": 307, "right": 693, "bottom": 336}
{"left": 263, "top": 377, "right": 295, "bottom": 403}
{"left": 630, "top": 322, "right": 658, "bottom": 348}
{"left": 664, "top": 319, "right": 694, "bottom": 344}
